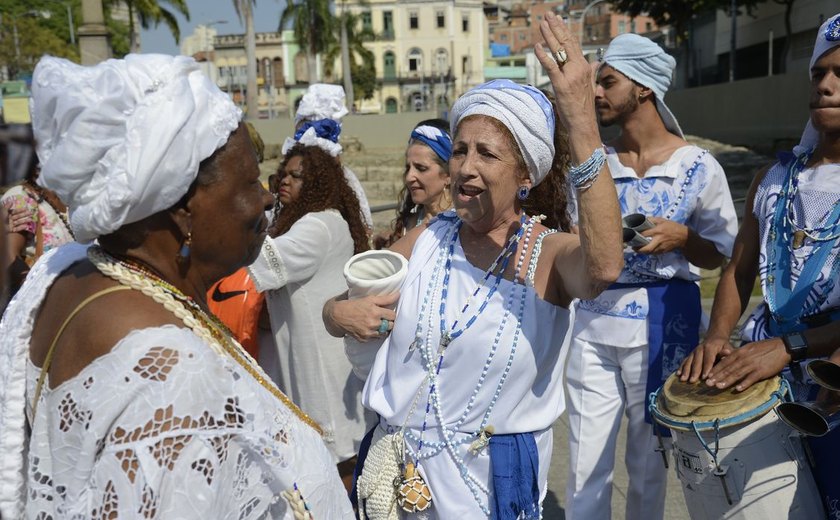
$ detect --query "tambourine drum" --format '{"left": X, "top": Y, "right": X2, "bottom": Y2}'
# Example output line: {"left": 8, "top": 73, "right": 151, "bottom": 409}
{"left": 649, "top": 374, "right": 824, "bottom": 519}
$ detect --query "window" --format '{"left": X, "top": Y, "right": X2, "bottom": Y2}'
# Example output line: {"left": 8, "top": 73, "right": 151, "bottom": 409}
{"left": 462, "top": 55, "right": 470, "bottom": 74}
{"left": 385, "top": 97, "right": 398, "bottom": 113}
{"left": 645, "top": 22, "right": 652, "bottom": 32}
{"left": 462, "top": 13, "right": 469, "bottom": 32}
{"left": 630, "top": 20, "right": 636, "bottom": 33}
{"left": 383, "top": 11, "right": 393, "bottom": 38}
{"left": 383, "top": 51, "right": 396, "bottom": 79}
{"left": 361, "top": 12, "right": 372, "bottom": 32}
{"left": 618, "top": 20, "right": 625, "bottom": 34}
{"left": 436, "top": 10, "right": 445, "bottom": 28}
{"left": 408, "top": 47, "right": 422, "bottom": 73}
{"left": 519, "top": 32, "right": 526, "bottom": 41}
{"left": 409, "top": 11, "right": 419, "bottom": 30}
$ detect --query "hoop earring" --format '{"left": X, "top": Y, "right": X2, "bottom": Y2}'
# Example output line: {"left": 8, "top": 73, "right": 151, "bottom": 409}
{"left": 177, "top": 231, "right": 192, "bottom": 265}
{"left": 442, "top": 183, "right": 452, "bottom": 206}
{"left": 517, "top": 185, "right": 530, "bottom": 201}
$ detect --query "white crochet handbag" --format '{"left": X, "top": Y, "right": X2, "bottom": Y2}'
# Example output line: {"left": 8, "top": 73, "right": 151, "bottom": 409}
{"left": 342, "top": 250, "right": 408, "bottom": 380}
{"left": 357, "top": 431, "right": 404, "bottom": 520}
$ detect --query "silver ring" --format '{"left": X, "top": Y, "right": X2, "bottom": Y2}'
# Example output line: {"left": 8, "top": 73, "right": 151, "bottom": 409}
{"left": 377, "top": 318, "right": 390, "bottom": 335}
{"left": 555, "top": 48, "right": 568, "bottom": 66}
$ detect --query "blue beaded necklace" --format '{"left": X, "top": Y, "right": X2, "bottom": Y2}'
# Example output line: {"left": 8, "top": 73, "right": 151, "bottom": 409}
{"left": 403, "top": 213, "right": 539, "bottom": 516}
{"left": 765, "top": 148, "right": 840, "bottom": 333}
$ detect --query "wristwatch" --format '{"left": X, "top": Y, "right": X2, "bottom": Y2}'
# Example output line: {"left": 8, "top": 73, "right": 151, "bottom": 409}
{"left": 782, "top": 332, "right": 809, "bottom": 362}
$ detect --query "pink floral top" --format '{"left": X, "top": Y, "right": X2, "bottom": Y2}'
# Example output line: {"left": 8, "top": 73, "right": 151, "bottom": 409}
{"left": 1, "top": 184, "right": 74, "bottom": 261}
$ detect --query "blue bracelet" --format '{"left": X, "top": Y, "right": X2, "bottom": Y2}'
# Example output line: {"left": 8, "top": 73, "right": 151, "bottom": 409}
{"left": 570, "top": 147, "right": 606, "bottom": 191}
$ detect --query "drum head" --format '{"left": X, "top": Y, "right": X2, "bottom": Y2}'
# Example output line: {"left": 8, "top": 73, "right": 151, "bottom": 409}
{"left": 656, "top": 373, "right": 782, "bottom": 425}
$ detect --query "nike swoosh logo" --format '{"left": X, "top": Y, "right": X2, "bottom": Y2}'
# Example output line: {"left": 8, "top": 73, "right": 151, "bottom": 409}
{"left": 211, "top": 284, "right": 247, "bottom": 302}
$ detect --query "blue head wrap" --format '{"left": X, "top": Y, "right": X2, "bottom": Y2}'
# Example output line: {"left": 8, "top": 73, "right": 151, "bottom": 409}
{"left": 294, "top": 118, "right": 341, "bottom": 143}
{"left": 409, "top": 125, "right": 452, "bottom": 163}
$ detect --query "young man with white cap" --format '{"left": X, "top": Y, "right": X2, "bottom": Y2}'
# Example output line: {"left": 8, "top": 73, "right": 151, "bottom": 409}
{"left": 679, "top": 13, "right": 840, "bottom": 513}
{"left": 565, "top": 33, "right": 738, "bottom": 520}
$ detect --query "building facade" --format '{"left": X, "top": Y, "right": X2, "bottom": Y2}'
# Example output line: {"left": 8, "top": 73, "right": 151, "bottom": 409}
{"left": 340, "top": 0, "right": 487, "bottom": 114}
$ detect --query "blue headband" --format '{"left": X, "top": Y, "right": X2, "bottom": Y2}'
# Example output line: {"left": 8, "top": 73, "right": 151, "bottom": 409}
{"left": 294, "top": 118, "right": 341, "bottom": 144}
{"left": 409, "top": 125, "right": 452, "bottom": 163}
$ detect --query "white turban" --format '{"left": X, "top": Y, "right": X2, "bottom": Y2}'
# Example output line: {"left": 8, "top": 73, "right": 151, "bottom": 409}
{"left": 450, "top": 79, "right": 555, "bottom": 186}
{"left": 31, "top": 54, "right": 241, "bottom": 243}
{"left": 294, "top": 83, "right": 349, "bottom": 124}
{"left": 795, "top": 13, "right": 840, "bottom": 155}
{"left": 602, "top": 33, "right": 684, "bottom": 138}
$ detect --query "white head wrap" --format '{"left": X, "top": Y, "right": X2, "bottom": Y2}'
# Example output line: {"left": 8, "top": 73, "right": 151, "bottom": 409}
{"left": 31, "top": 54, "right": 241, "bottom": 243}
{"left": 294, "top": 83, "right": 349, "bottom": 124}
{"left": 450, "top": 79, "right": 555, "bottom": 186}
{"left": 795, "top": 13, "right": 840, "bottom": 155}
{"left": 601, "top": 33, "right": 684, "bottom": 138}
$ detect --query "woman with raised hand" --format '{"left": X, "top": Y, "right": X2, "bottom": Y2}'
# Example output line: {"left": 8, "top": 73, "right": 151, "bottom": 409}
{"left": 249, "top": 136, "right": 376, "bottom": 490}
{"left": 324, "top": 13, "right": 623, "bottom": 518}
{"left": 0, "top": 54, "right": 353, "bottom": 519}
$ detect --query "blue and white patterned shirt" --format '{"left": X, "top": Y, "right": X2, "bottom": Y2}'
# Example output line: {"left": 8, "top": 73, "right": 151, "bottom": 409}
{"left": 574, "top": 145, "right": 738, "bottom": 347}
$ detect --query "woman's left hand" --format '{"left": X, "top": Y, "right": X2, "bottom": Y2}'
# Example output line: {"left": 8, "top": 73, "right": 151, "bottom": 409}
{"left": 5, "top": 204, "right": 34, "bottom": 233}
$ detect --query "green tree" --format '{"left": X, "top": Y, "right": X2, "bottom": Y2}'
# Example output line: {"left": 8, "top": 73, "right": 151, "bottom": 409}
{"left": 324, "top": 10, "right": 376, "bottom": 101}
{"left": 279, "top": 0, "right": 334, "bottom": 83}
{"left": 0, "top": 0, "right": 80, "bottom": 77}
{"left": 234, "top": 0, "right": 259, "bottom": 120}
{"left": 104, "top": 0, "right": 189, "bottom": 52}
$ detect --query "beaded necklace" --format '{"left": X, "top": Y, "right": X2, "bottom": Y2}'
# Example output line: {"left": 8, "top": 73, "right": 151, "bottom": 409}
{"left": 780, "top": 150, "right": 840, "bottom": 249}
{"left": 406, "top": 213, "right": 539, "bottom": 516}
{"left": 661, "top": 149, "right": 707, "bottom": 221}
{"left": 764, "top": 149, "right": 840, "bottom": 332}
{"left": 87, "top": 246, "right": 324, "bottom": 435}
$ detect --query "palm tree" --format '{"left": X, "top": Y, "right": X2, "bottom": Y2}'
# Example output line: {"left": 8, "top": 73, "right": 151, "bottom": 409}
{"left": 279, "top": 0, "right": 333, "bottom": 84}
{"left": 234, "top": 0, "right": 259, "bottom": 120}
{"left": 324, "top": 9, "right": 376, "bottom": 105}
{"left": 105, "top": 0, "right": 190, "bottom": 53}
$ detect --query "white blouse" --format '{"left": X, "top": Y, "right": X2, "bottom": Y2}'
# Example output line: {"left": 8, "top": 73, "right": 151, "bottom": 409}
{"left": 249, "top": 210, "right": 375, "bottom": 462}
{"left": 0, "top": 243, "right": 353, "bottom": 519}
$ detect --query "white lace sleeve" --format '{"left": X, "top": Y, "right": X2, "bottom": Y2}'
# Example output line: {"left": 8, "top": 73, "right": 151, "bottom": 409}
{"left": 26, "top": 326, "right": 353, "bottom": 519}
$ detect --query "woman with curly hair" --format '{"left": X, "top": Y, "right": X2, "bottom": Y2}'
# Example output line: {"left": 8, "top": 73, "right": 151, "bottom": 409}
{"left": 249, "top": 140, "right": 375, "bottom": 489}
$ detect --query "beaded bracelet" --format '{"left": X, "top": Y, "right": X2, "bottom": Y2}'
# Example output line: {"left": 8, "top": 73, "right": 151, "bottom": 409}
{"left": 570, "top": 147, "right": 606, "bottom": 191}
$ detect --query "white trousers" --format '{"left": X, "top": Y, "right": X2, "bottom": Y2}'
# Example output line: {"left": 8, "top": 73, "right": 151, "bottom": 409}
{"left": 564, "top": 338, "right": 668, "bottom": 520}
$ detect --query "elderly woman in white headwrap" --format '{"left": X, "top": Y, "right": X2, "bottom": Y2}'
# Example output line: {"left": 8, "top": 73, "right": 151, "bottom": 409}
{"left": 0, "top": 55, "right": 353, "bottom": 519}
{"left": 323, "top": 15, "right": 623, "bottom": 519}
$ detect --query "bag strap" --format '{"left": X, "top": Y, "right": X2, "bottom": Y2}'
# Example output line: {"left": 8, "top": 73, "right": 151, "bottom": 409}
{"left": 31, "top": 285, "right": 131, "bottom": 419}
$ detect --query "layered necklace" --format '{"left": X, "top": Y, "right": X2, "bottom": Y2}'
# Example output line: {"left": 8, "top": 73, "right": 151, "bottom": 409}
{"left": 400, "top": 212, "right": 541, "bottom": 516}
{"left": 765, "top": 148, "right": 840, "bottom": 330}
{"left": 87, "top": 246, "right": 322, "bottom": 435}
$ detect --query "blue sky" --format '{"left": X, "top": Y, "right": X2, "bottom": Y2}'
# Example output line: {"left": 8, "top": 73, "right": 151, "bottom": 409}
{"left": 139, "top": 0, "right": 289, "bottom": 55}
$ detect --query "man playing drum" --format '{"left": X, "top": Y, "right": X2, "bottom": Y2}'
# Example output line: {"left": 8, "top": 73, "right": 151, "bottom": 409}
{"left": 565, "top": 34, "right": 738, "bottom": 520}
{"left": 679, "top": 12, "right": 840, "bottom": 516}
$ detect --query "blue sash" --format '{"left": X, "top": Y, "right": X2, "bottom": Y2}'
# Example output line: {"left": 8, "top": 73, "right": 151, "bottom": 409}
{"left": 489, "top": 432, "right": 540, "bottom": 520}
{"left": 612, "top": 279, "right": 701, "bottom": 436}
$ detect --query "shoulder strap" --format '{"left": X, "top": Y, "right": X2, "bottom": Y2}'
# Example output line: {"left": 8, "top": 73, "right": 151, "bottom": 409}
{"left": 31, "top": 285, "right": 131, "bottom": 419}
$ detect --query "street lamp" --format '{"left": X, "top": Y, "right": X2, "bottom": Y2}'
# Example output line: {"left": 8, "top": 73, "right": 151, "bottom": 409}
{"left": 578, "top": 0, "right": 608, "bottom": 45}
{"left": 47, "top": 0, "right": 75, "bottom": 44}
{"left": 202, "top": 20, "right": 228, "bottom": 81}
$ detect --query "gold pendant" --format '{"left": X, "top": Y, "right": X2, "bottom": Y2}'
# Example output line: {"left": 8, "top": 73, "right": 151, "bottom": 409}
{"left": 792, "top": 230, "right": 807, "bottom": 250}
{"left": 397, "top": 462, "right": 432, "bottom": 513}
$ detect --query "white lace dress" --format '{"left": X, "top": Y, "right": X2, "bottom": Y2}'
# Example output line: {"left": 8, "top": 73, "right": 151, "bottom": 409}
{"left": 0, "top": 243, "right": 354, "bottom": 519}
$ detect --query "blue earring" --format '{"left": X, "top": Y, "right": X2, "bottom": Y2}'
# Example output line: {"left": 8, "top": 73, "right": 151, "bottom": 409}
{"left": 177, "top": 232, "right": 192, "bottom": 264}
{"left": 517, "top": 185, "right": 530, "bottom": 200}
